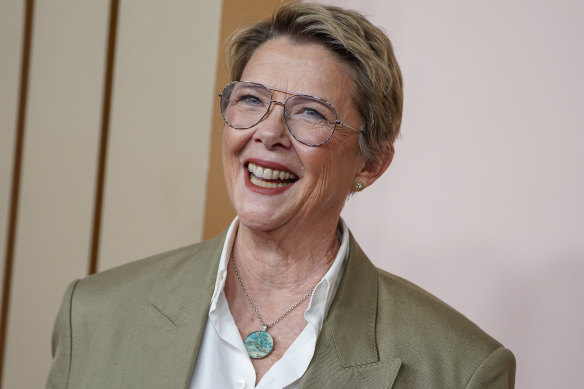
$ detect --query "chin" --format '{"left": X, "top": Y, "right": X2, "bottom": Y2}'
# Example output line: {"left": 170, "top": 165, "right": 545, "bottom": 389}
{"left": 237, "top": 212, "right": 283, "bottom": 233}
{"left": 235, "top": 195, "right": 297, "bottom": 231}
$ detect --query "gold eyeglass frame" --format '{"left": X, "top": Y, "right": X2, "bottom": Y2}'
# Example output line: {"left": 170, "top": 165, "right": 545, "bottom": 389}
{"left": 219, "top": 81, "right": 362, "bottom": 147}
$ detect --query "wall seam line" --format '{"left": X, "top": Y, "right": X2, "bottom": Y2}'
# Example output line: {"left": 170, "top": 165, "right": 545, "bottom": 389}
{"left": 89, "top": 0, "right": 120, "bottom": 275}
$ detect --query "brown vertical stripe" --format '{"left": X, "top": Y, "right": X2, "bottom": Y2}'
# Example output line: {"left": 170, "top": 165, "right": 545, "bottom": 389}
{"left": 89, "top": 0, "right": 120, "bottom": 275}
{"left": 202, "top": 0, "right": 293, "bottom": 240}
{"left": 0, "top": 0, "right": 35, "bottom": 385}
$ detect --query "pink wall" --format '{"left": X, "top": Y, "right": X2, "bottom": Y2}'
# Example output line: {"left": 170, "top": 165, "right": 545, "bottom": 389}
{"left": 317, "top": 0, "right": 584, "bottom": 387}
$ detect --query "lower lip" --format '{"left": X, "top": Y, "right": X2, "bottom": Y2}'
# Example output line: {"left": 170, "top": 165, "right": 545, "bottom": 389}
{"left": 244, "top": 168, "right": 295, "bottom": 194}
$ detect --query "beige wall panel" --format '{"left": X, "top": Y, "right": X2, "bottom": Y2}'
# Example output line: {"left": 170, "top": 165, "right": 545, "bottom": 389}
{"left": 2, "top": 2, "right": 109, "bottom": 388}
{"left": 0, "top": 0, "right": 24, "bottom": 305}
{"left": 98, "top": 1, "right": 222, "bottom": 270}
{"left": 315, "top": 0, "right": 583, "bottom": 388}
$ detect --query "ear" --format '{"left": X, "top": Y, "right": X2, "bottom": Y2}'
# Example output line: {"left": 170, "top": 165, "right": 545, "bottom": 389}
{"left": 354, "top": 143, "right": 394, "bottom": 189}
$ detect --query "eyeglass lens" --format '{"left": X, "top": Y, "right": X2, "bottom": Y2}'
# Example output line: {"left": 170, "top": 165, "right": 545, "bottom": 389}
{"left": 220, "top": 82, "right": 338, "bottom": 146}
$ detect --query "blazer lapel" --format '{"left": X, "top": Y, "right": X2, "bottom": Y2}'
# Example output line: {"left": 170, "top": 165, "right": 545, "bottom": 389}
{"left": 300, "top": 232, "right": 402, "bottom": 389}
{"left": 142, "top": 231, "right": 226, "bottom": 389}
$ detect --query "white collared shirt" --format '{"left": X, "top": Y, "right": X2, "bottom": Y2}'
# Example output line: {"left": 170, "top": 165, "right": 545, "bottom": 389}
{"left": 189, "top": 218, "right": 349, "bottom": 389}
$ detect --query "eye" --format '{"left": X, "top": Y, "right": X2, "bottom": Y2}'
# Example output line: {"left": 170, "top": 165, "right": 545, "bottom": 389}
{"left": 237, "top": 93, "right": 264, "bottom": 106}
{"left": 230, "top": 85, "right": 270, "bottom": 109}
{"left": 296, "top": 107, "right": 327, "bottom": 121}
{"left": 286, "top": 95, "right": 336, "bottom": 124}
{"left": 289, "top": 102, "right": 334, "bottom": 123}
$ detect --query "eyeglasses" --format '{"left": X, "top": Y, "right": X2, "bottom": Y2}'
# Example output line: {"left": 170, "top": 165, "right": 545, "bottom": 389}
{"left": 219, "top": 81, "right": 362, "bottom": 147}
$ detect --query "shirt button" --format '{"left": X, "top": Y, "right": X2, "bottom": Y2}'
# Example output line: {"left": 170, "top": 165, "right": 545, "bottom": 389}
{"left": 235, "top": 380, "right": 246, "bottom": 389}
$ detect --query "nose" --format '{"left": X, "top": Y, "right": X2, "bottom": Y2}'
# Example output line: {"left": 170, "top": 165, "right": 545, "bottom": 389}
{"left": 252, "top": 100, "right": 292, "bottom": 149}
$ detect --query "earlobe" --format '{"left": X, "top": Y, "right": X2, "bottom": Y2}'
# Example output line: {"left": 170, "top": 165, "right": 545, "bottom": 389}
{"left": 355, "top": 143, "right": 394, "bottom": 189}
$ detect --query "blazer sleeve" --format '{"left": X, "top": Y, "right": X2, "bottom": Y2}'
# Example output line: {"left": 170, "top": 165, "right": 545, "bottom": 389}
{"left": 46, "top": 280, "right": 79, "bottom": 389}
{"left": 465, "top": 346, "right": 516, "bottom": 389}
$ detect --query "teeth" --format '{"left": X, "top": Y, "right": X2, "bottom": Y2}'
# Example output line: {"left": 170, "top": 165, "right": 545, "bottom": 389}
{"left": 250, "top": 175, "right": 288, "bottom": 188}
{"left": 247, "top": 162, "right": 297, "bottom": 182}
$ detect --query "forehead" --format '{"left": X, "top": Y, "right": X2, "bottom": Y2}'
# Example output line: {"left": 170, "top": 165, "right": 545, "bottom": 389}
{"left": 240, "top": 38, "right": 356, "bottom": 105}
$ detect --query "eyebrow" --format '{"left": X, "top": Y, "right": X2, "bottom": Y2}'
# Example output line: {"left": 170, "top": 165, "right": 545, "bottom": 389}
{"left": 241, "top": 80, "right": 328, "bottom": 102}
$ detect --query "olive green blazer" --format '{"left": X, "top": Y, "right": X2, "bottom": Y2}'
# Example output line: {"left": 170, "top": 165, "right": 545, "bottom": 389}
{"left": 47, "top": 231, "right": 515, "bottom": 388}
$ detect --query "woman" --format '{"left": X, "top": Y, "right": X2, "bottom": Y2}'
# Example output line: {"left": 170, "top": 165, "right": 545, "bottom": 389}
{"left": 47, "top": 2, "right": 515, "bottom": 388}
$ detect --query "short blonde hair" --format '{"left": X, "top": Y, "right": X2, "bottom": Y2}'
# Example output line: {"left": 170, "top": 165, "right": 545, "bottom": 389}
{"left": 226, "top": 1, "right": 403, "bottom": 161}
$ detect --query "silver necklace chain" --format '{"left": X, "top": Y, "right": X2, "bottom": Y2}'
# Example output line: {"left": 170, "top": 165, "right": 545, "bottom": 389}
{"left": 231, "top": 253, "right": 317, "bottom": 330}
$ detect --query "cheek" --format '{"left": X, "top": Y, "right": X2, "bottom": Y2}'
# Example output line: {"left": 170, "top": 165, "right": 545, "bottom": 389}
{"left": 222, "top": 127, "right": 252, "bottom": 162}
{"left": 222, "top": 126, "right": 239, "bottom": 150}
{"left": 222, "top": 130, "right": 245, "bottom": 185}
{"left": 303, "top": 142, "right": 358, "bottom": 197}
{"left": 318, "top": 135, "right": 361, "bottom": 180}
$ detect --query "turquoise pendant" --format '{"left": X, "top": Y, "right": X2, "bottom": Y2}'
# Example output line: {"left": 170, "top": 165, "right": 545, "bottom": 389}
{"left": 244, "top": 330, "right": 274, "bottom": 359}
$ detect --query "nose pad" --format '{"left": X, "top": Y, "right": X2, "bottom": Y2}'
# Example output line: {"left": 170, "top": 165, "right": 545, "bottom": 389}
{"left": 252, "top": 100, "right": 292, "bottom": 149}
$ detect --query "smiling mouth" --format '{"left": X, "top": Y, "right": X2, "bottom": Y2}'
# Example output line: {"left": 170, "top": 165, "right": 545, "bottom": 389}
{"left": 247, "top": 162, "right": 298, "bottom": 188}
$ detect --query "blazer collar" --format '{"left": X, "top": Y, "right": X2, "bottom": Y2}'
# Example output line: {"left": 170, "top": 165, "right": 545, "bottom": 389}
{"left": 300, "top": 232, "right": 402, "bottom": 388}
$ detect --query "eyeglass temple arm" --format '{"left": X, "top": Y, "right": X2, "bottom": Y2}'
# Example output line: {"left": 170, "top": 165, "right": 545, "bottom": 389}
{"left": 336, "top": 120, "right": 363, "bottom": 133}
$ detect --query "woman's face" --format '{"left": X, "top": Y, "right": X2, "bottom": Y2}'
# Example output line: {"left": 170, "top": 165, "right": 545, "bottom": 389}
{"left": 222, "top": 37, "right": 367, "bottom": 234}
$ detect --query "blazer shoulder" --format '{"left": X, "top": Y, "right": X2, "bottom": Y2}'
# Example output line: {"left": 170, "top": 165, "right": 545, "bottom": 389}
{"left": 348, "top": 232, "right": 505, "bottom": 352}
{"left": 375, "top": 268, "right": 514, "bottom": 387}
{"left": 49, "top": 233, "right": 227, "bottom": 389}
{"left": 74, "top": 231, "right": 226, "bottom": 302}
{"left": 377, "top": 268, "right": 503, "bottom": 347}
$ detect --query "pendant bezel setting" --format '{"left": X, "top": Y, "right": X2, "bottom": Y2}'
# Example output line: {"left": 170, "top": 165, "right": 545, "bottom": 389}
{"left": 244, "top": 329, "right": 274, "bottom": 359}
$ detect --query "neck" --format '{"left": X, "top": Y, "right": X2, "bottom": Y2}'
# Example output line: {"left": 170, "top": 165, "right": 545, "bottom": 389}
{"left": 231, "top": 217, "right": 341, "bottom": 291}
